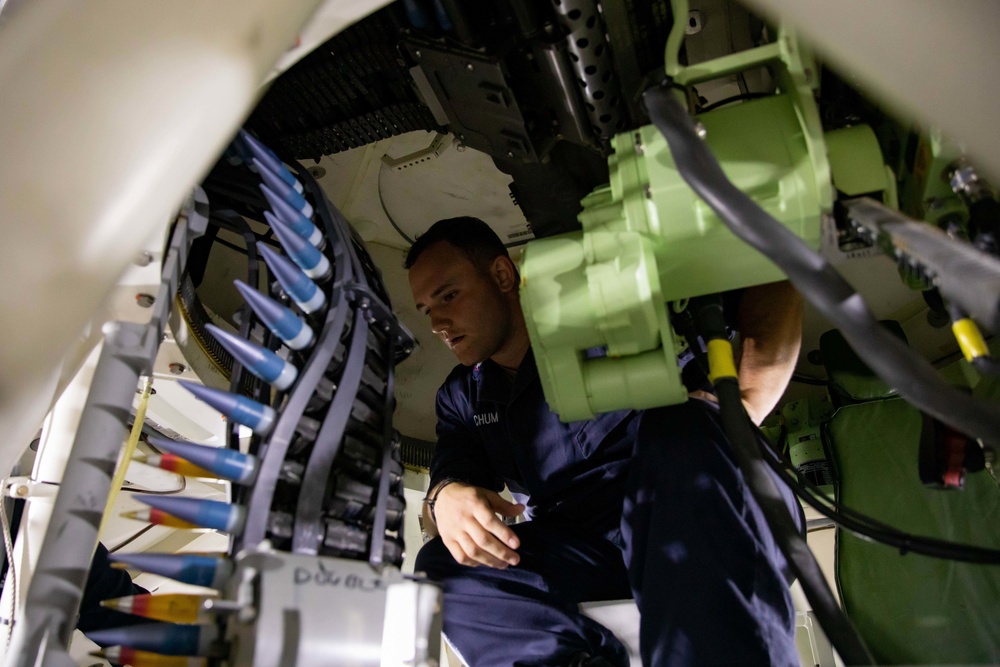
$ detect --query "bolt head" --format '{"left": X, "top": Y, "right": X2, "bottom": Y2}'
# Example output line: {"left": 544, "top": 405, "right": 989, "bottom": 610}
{"left": 685, "top": 10, "right": 704, "bottom": 35}
{"left": 926, "top": 308, "right": 950, "bottom": 329}
{"left": 466, "top": 63, "right": 474, "bottom": 71}
{"left": 694, "top": 122, "right": 707, "bottom": 139}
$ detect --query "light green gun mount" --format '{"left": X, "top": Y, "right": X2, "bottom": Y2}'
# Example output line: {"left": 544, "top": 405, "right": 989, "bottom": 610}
{"left": 520, "top": 6, "right": 890, "bottom": 422}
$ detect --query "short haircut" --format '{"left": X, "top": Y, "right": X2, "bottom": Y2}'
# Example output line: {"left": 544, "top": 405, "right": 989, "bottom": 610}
{"left": 404, "top": 216, "right": 512, "bottom": 274}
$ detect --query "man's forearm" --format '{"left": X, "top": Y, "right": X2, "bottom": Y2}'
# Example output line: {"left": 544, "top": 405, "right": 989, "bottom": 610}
{"left": 737, "top": 281, "right": 803, "bottom": 425}
{"left": 420, "top": 477, "right": 455, "bottom": 540}
{"left": 421, "top": 477, "right": 465, "bottom": 539}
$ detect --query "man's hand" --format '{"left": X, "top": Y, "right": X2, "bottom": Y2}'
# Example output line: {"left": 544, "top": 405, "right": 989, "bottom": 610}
{"left": 430, "top": 482, "right": 524, "bottom": 568}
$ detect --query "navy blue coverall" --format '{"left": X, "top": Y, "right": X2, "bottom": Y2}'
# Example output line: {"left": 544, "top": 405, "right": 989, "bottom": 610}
{"left": 414, "top": 349, "right": 803, "bottom": 666}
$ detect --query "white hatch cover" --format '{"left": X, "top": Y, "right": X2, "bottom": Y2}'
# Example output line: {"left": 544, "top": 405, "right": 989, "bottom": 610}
{"left": 377, "top": 132, "right": 534, "bottom": 246}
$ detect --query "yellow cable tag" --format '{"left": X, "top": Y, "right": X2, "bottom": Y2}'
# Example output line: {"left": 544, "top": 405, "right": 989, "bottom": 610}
{"left": 952, "top": 318, "right": 990, "bottom": 362}
{"left": 707, "top": 338, "right": 739, "bottom": 383}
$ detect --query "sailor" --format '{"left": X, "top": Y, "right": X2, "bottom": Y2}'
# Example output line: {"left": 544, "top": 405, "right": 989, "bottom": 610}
{"left": 407, "top": 217, "right": 804, "bottom": 666}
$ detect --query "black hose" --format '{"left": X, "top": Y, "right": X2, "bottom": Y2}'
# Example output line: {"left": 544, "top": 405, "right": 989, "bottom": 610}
{"left": 714, "top": 377, "right": 875, "bottom": 665}
{"left": 698, "top": 92, "right": 769, "bottom": 113}
{"left": 765, "top": 445, "right": 1000, "bottom": 564}
{"left": 792, "top": 373, "right": 828, "bottom": 386}
{"left": 972, "top": 355, "right": 1000, "bottom": 378}
{"left": 642, "top": 82, "right": 1000, "bottom": 447}
{"left": 691, "top": 297, "right": 875, "bottom": 664}
{"left": 764, "top": 414, "right": 1000, "bottom": 563}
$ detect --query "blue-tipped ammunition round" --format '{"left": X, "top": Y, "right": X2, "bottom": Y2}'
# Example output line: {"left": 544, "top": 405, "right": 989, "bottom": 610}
{"left": 205, "top": 323, "right": 298, "bottom": 391}
{"left": 240, "top": 130, "right": 278, "bottom": 159}
{"left": 147, "top": 435, "right": 258, "bottom": 485}
{"left": 258, "top": 171, "right": 313, "bottom": 219}
{"left": 233, "top": 280, "right": 315, "bottom": 350}
{"left": 261, "top": 185, "right": 325, "bottom": 249}
{"left": 86, "top": 622, "right": 219, "bottom": 656}
{"left": 241, "top": 131, "right": 291, "bottom": 181}
{"left": 266, "top": 213, "right": 331, "bottom": 281}
{"left": 136, "top": 495, "right": 247, "bottom": 534}
{"left": 179, "top": 381, "right": 276, "bottom": 435}
{"left": 109, "top": 552, "right": 233, "bottom": 589}
{"left": 258, "top": 244, "right": 327, "bottom": 314}
{"left": 252, "top": 156, "right": 303, "bottom": 194}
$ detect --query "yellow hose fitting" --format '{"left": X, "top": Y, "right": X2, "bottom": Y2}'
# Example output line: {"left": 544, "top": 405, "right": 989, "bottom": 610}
{"left": 952, "top": 318, "right": 990, "bottom": 362}
{"left": 707, "top": 338, "right": 738, "bottom": 383}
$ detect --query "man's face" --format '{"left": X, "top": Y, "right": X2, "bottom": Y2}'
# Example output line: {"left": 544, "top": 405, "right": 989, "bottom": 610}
{"left": 408, "top": 241, "right": 513, "bottom": 366}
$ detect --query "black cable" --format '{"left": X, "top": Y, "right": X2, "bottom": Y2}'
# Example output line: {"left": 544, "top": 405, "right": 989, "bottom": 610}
{"left": 209, "top": 235, "right": 281, "bottom": 257}
{"left": 714, "top": 377, "right": 875, "bottom": 665}
{"left": 782, "top": 439, "right": 900, "bottom": 534}
{"left": 376, "top": 163, "right": 416, "bottom": 245}
{"left": 698, "top": 92, "right": 768, "bottom": 113}
{"left": 642, "top": 82, "right": 1000, "bottom": 447}
{"left": 652, "top": 81, "right": 1000, "bottom": 657}
{"left": 119, "top": 482, "right": 187, "bottom": 495}
{"left": 972, "top": 355, "right": 1000, "bottom": 378}
{"left": 369, "top": 328, "right": 397, "bottom": 568}
{"left": 807, "top": 518, "right": 836, "bottom": 532}
{"left": 108, "top": 525, "right": 156, "bottom": 553}
{"left": 771, "top": 423, "right": 1000, "bottom": 564}
{"left": 778, "top": 436, "right": 870, "bottom": 535}
{"left": 791, "top": 373, "right": 828, "bottom": 386}
{"left": 692, "top": 297, "right": 875, "bottom": 665}
{"left": 777, "top": 431, "right": 1000, "bottom": 560}
{"left": 765, "top": 448, "right": 1000, "bottom": 564}
{"left": 670, "top": 307, "right": 710, "bottom": 377}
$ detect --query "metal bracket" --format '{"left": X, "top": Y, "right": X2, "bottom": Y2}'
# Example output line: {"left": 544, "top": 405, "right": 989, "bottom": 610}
{"left": 3, "top": 478, "right": 58, "bottom": 500}
{"left": 7, "top": 188, "right": 209, "bottom": 667}
{"left": 346, "top": 283, "right": 417, "bottom": 360}
{"left": 380, "top": 133, "right": 451, "bottom": 172}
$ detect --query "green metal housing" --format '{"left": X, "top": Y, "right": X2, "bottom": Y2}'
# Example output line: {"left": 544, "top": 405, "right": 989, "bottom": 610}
{"left": 521, "top": 15, "right": 887, "bottom": 421}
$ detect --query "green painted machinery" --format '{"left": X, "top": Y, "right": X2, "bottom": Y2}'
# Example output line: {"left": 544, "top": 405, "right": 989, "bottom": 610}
{"left": 520, "top": 4, "right": 890, "bottom": 421}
